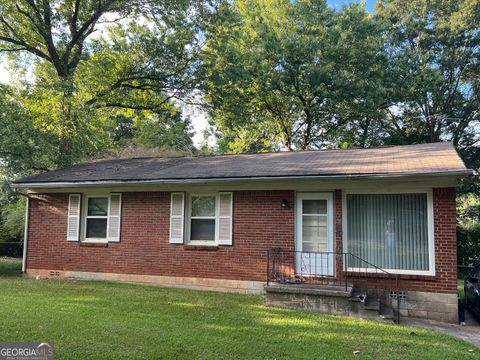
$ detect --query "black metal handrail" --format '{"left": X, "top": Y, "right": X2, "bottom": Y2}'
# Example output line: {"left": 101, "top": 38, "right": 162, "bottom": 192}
{"left": 266, "top": 248, "right": 401, "bottom": 324}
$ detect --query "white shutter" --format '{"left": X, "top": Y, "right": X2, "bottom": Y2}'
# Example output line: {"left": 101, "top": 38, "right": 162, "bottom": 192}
{"left": 67, "top": 194, "right": 81, "bottom": 241}
{"left": 217, "top": 192, "right": 233, "bottom": 245}
{"left": 170, "top": 193, "right": 185, "bottom": 244}
{"left": 107, "top": 193, "right": 122, "bottom": 242}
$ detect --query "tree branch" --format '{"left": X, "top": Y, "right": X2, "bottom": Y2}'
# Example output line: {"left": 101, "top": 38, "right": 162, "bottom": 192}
{"left": 0, "top": 35, "right": 51, "bottom": 61}
{"left": 0, "top": 47, "right": 26, "bottom": 52}
{"left": 68, "top": 0, "right": 117, "bottom": 46}
{"left": 102, "top": 100, "right": 172, "bottom": 113}
{"left": 62, "top": 0, "right": 118, "bottom": 72}
{"left": 70, "top": 0, "right": 81, "bottom": 36}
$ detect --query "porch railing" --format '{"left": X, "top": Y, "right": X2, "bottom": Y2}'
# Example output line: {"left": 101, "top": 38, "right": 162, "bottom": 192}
{"left": 266, "top": 248, "right": 400, "bottom": 323}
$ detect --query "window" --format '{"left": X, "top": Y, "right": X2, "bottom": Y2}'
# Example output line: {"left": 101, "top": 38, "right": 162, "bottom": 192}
{"left": 85, "top": 196, "right": 109, "bottom": 240}
{"left": 346, "top": 192, "right": 433, "bottom": 274}
{"left": 74, "top": 194, "right": 122, "bottom": 243}
{"left": 189, "top": 195, "right": 217, "bottom": 242}
{"left": 302, "top": 200, "right": 328, "bottom": 252}
{"left": 183, "top": 193, "right": 233, "bottom": 245}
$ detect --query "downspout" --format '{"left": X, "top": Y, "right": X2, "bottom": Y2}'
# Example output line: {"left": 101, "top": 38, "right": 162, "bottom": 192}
{"left": 21, "top": 194, "right": 29, "bottom": 273}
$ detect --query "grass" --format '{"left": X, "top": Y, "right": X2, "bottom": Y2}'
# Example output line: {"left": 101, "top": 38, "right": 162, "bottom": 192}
{"left": 0, "top": 256, "right": 22, "bottom": 276}
{"left": 0, "top": 259, "right": 477, "bottom": 359}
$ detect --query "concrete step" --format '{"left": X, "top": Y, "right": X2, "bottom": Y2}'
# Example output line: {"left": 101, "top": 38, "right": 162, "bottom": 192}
{"left": 379, "top": 305, "right": 395, "bottom": 320}
{"left": 265, "top": 284, "right": 398, "bottom": 323}
{"left": 363, "top": 300, "right": 380, "bottom": 312}
{"left": 265, "top": 283, "right": 353, "bottom": 297}
{"left": 348, "top": 292, "right": 367, "bottom": 303}
{"left": 348, "top": 294, "right": 396, "bottom": 322}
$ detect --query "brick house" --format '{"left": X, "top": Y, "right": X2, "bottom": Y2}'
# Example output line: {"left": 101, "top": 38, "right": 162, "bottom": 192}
{"left": 14, "top": 143, "right": 470, "bottom": 323}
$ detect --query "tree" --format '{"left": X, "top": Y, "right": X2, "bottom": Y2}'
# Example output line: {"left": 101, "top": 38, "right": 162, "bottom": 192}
{"left": 0, "top": 0, "right": 209, "bottom": 241}
{"left": 133, "top": 107, "right": 195, "bottom": 153}
{"left": 0, "top": 85, "right": 59, "bottom": 174}
{"left": 0, "top": 197, "right": 26, "bottom": 241}
{"left": 0, "top": 0, "right": 122, "bottom": 79}
{"left": 202, "top": 0, "right": 389, "bottom": 153}
{"left": 377, "top": 0, "right": 480, "bottom": 166}
{"left": 111, "top": 104, "right": 195, "bottom": 153}
{"left": 0, "top": 0, "right": 206, "bottom": 168}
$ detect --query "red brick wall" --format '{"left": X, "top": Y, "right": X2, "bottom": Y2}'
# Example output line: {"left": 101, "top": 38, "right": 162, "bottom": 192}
{"left": 26, "top": 188, "right": 458, "bottom": 293}
{"left": 432, "top": 187, "right": 458, "bottom": 292}
{"left": 26, "top": 191, "right": 295, "bottom": 282}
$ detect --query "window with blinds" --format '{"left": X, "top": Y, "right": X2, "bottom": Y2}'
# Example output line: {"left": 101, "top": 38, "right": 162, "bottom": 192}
{"left": 346, "top": 193, "right": 431, "bottom": 273}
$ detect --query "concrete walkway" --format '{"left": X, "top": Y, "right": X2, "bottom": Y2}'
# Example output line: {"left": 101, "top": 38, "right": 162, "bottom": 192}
{"left": 403, "top": 310, "right": 480, "bottom": 348}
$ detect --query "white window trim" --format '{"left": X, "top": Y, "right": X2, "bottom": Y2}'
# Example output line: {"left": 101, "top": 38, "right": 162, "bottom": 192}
{"left": 82, "top": 194, "right": 110, "bottom": 243}
{"left": 187, "top": 193, "right": 220, "bottom": 245}
{"left": 342, "top": 189, "right": 435, "bottom": 276}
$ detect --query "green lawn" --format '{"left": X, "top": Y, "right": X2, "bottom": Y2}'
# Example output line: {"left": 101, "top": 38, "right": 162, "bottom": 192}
{"left": 0, "top": 257, "right": 22, "bottom": 276}
{"left": 0, "top": 259, "right": 476, "bottom": 359}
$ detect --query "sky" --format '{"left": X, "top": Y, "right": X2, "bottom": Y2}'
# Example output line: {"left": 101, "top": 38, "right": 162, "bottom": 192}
{"left": 0, "top": 0, "right": 377, "bottom": 146}
{"left": 328, "top": 0, "right": 376, "bottom": 12}
{"left": 0, "top": 63, "right": 8, "bottom": 84}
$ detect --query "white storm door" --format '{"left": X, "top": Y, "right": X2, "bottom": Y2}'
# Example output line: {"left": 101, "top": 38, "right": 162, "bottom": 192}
{"left": 296, "top": 193, "right": 334, "bottom": 276}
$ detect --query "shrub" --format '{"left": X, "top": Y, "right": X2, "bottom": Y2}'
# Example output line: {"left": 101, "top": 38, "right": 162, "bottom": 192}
{"left": 457, "top": 224, "right": 480, "bottom": 267}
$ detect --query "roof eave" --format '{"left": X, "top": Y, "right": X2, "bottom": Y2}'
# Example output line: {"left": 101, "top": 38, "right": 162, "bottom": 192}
{"left": 12, "top": 169, "right": 473, "bottom": 189}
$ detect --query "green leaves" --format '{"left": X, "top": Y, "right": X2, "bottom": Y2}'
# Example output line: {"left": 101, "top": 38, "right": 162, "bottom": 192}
{"left": 202, "top": 0, "right": 479, "bottom": 179}
{"left": 0, "top": 85, "right": 58, "bottom": 174}
{"left": 378, "top": 0, "right": 480, "bottom": 147}
{"left": 0, "top": 0, "right": 123, "bottom": 78}
{"left": 202, "top": 0, "right": 389, "bottom": 152}
{"left": 0, "top": 1, "right": 209, "bottom": 240}
{"left": 0, "top": 0, "right": 207, "bottom": 170}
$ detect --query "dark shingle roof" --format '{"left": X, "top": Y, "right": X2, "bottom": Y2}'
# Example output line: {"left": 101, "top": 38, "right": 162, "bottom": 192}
{"left": 14, "top": 142, "right": 470, "bottom": 186}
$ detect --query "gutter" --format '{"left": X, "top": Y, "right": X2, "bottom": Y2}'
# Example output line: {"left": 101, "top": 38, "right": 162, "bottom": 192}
{"left": 21, "top": 195, "right": 29, "bottom": 273}
{"left": 11, "top": 169, "right": 473, "bottom": 189}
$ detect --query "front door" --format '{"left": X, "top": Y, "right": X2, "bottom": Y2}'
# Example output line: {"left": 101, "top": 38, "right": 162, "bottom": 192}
{"left": 296, "top": 193, "right": 334, "bottom": 276}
